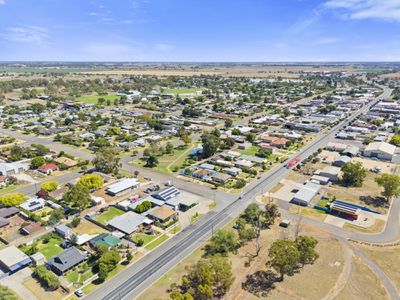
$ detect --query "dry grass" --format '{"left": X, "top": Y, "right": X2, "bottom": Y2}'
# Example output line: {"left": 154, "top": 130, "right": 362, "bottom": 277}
{"left": 322, "top": 173, "right": 388, "bottom": 214}
{"left": 335, "top": 257, "right": 389, "bottom": 300}
{"left": 73, "top": 220, "right": 107, "bottom": 235}
{"left": 269, "top": 182, "right": 284, "bottom": 193}
{"left": 357, "top": 245, "right": 400, "bottom": 294}
{"left": 23, "top": 278, "right": 67, "bottom": 300}
{"left": 288, "top": 205, "right": 328, "bottom": 222}
{"left": 343, "top": 219, "right": 386, "bottom": 234}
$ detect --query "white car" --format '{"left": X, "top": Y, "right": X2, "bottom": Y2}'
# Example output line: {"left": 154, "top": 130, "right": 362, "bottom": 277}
{"left": 75, "top": 289, "right": 84, "bottom": 297}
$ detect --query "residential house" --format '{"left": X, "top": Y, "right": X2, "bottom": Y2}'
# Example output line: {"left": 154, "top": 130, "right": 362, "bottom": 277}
{"left": 108, "top": 212, "right": 152, "bottom": 235}
{"left": 146, "top": 205, "right": 177, "bottom": 223}
{"left": 47, "top": 247, "right": 87, "bottom": 275}
{"left": 38, "top": 163, "right": 59, "bottom": 175}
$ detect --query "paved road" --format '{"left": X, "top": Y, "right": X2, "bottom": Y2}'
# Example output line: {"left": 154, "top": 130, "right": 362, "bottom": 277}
{"left": 87, "top": 87, "right": 398, "bottom": 300}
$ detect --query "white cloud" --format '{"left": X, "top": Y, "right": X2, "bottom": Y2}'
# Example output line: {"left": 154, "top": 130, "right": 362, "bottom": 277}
{"left": 3, "top": 26, "right": 48, "bottom": 44}
{"left": 324, "top": 0, "right": 400, "bottom": 22}
{"left": 0, "top": 0, "right": 5, "bottom": 5}
{"left": 154, "top": 43, "right": 174, "bottom": 51}
{"left": 315, "top": 37, "right": 339, "bottom": 44}
{"left": 288, "top": 9, "right": 321, "bottom": 33}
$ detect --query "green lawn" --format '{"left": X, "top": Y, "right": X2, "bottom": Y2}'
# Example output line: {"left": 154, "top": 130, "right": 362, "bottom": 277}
{"left": 132, "top": 143, "right": 196, "bottom": 175}
{"left": 237, "top": 145, "right": 260, "bottom": 156}
{"left": 75, "top": 93, "right": 119, "bottom": 104}
{"left": 130, "top": 233, "right": 157, "bottom": 246}
{"left": 145, "top": 234, "right": 169, "bottom": 250}
{"left": 162, "top": 88, "right": 202, "bottom": 95}
{"left": 94, "top": 207, "right": 125, "bottom": 225}
{"left": 37, "top": 238, "right": 63, "bottom": 259}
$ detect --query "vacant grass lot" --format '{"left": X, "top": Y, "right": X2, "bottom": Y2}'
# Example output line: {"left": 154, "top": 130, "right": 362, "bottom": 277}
{"left": 237, "top": 145, "right": 260, "bottom": 156}
{"left": 75, "top": 93, "right": 119, "bottom": 104}
{"left": 132, "top": 144, "right": 196, "bottom": 175}
{"left": 162, "top": 88, "right": 201, "bottom": 95}
{"left": 73, "top": 220, "right": 107, "bottom": 235}
{"left": 94, "top": 207, "right": 125, "bottom": 225}
{"left": 335, "top": 257, "right": 389, "bottom": 300}
{"left": 359, "top": 246, "right": 400, "bottom": 293}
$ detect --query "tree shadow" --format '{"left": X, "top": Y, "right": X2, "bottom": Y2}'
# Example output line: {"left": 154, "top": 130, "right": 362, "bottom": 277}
{"left": 241, "top": 270, "right": 278, "bottom": 297}
{"left": 359, "top": 196, "right": 389, "bottom": 208}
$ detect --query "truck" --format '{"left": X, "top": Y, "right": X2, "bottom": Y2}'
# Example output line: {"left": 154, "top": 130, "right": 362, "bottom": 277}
{"left": 286, "top": 156, "right": 301, "bottom": 169}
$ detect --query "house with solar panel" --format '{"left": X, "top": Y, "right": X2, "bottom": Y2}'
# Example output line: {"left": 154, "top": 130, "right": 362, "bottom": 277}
{"left": 327, "top": 201, "right": 360, "bottom": 220}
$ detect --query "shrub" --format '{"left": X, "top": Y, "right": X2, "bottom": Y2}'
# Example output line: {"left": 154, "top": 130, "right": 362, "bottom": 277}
{"left": 41, "top": 181, "right": 59, "bottom": 192}
{"left": 0, "top": 193, "right": 25, "bottom": 207}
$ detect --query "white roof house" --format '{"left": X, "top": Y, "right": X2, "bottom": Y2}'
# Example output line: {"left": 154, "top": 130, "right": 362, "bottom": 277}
{"left": 108, "top": 212, "right": 152, "bottom": 235}
{"left": 19, "top": 198, "right": 45, "bottom": 212}
{"left": 106, "top": 178, "right": 139, "bottom": 196}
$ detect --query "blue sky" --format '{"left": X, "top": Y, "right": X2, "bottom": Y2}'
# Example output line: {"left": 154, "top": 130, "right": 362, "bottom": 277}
{"left": 0, "top": 0, "right": 400, "bottom": 61}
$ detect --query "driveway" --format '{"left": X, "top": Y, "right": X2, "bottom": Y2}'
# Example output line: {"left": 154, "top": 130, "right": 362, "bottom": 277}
{"left": 0, "top": 268, "right": 37, "bottom": 300}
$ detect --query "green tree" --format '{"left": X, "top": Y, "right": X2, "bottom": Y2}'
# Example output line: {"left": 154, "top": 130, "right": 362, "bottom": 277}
{"left": 145, "top": 155, "right": 159, "bottom": 168}
{"left": 205, "top": 229, "right": 239, "bottom": 256}
{"left": 267, "top": 239, "right": 300, "bottom": 281}
{"left": 375, "top": 173, "right": 400, "bottom": 202}
{"left": 33, "top": 265, "right": 60, "bottom": 290}
{"left": 295, "top": 236, "right": 319, "bottom": 266}
{"left": 30, "top": 156, "right": 46, "bottom": 169}
{"left": 98, "top": 249, "right": 121, "bottom": 280}
{"left": 177, "top": 256, "right": 233, "bottom": 299}
{"left": 246, "top": 132, "right": 256, "bottom": 143}
{"left": 390, "top": 135, "right": 400, "bottom": 146}
{"left": 166, "top": 142, "right": 174, "bottom": 154}
{"left": 231, "top": 128, "right": 241, "bottom": 135}
{"left": 201, "top": 132, "right": 220, "bottom": 158}
{"left": 224, "top": 119, "right": 233, "bottom": 128}
{"left": 77, "top": 174, "right": 104, "bottom": 190}
{"left": 341, "top": 162, "right": 367, "bottom": 187}
{"left": 92, "top": 146, "right": 121, "bottom": 174}
{"left": 62, "top": 184, "right": 91, "bottom": 211}
{"left": 181, "top": 133, "right": 191, "bottom": 147}
{"left": 48, "top": 208, "right": 65, "bottom": 225}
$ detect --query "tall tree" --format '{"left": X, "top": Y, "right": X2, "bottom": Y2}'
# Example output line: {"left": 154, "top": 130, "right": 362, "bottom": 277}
{"left": 92, "top": 146, "right": 121, "bottom": 174}
{"left": 295, "top": 236, "right": 319, "bottom": 266}
{"left": 341, "top": 162, "right": 366, "bottom": 187}
{"left": 267, "top": 239, "right": 300, "bottom": 281}
{"left": 62, "top": 184, "right": 91, "bottom": 212}
{"left": 201, "top": 132, "right": 220, "bottom": 158}
{"left": 375, "top": 173, "right": 400, "bottom": 202}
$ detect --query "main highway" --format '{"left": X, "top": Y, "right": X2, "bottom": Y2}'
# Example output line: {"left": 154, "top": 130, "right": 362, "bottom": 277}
{"left": 86, "top": 87, "right": 397, "bottom": 300}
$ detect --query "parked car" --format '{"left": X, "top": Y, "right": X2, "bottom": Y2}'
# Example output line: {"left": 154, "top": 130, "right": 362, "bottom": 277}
{"left": 279, "top": 220, "right": 291, "bottom": 228}
{"left": 75, "top": 289, "right": 84, "bottom": 297}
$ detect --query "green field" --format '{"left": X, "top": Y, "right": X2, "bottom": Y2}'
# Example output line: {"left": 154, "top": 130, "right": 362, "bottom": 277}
{"left": 75, "top": 93, "right": 120, "bottom": 104}
{"left": 162, "top": 88, "right": 202, "bottom": 95}
{"left": 94, "top": 207, "right": 125, "bottom": 225}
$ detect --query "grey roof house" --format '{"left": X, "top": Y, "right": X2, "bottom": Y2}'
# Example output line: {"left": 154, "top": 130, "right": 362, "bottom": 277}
{"left": 47, "top": 247, "right": 86, "bottom": 275}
